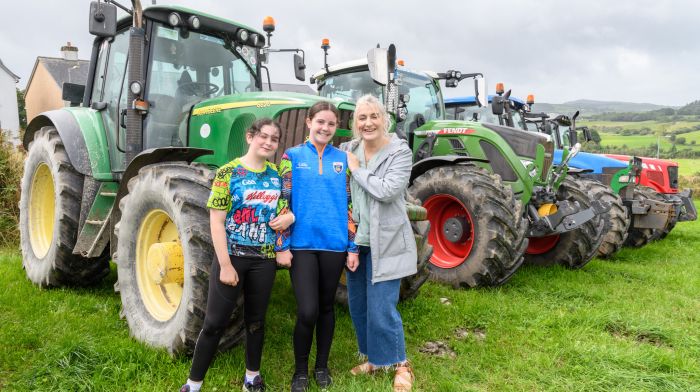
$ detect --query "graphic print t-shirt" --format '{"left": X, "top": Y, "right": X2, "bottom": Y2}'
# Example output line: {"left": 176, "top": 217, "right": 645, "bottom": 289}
{"left": 207, "top": 158, "right": 281, "bottom": 258}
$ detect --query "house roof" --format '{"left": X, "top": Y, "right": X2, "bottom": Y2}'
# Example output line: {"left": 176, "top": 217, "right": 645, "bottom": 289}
{"left": 26, "top": 56, "right": 90, "bottom": 94}
{"left": 262, "top": 83, "right": 315, "bottom": 95}
{"left": 0, "top": 58, "right": 20, "bottom": 82}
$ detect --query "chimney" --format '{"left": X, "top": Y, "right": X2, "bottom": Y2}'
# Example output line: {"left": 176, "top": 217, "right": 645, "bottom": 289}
{"left": 61, "top": 42, "right": 78, "bottom": 61}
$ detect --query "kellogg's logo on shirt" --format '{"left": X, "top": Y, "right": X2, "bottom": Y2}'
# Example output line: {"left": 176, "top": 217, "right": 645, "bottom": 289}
{"left": 244, "top": 190, "right": 279, "bottom": 205}
{"left": 333, "top": 161, "right": 344, "bottom": 174}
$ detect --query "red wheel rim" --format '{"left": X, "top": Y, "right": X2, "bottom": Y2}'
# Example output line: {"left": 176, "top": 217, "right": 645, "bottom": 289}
{"left": 424, "top": 194, "right": 475, "bottom": 269}
{"left": 526, "top": 235, "right": 560, "bottom": 255}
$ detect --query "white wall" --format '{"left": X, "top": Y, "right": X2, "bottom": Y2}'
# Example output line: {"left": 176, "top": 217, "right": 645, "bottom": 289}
{"left": 0, "top": 69, "right": 20, "bottom": 145}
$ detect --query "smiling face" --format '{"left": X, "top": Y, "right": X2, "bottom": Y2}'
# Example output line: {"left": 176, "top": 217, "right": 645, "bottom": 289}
{"left": 246, "top": 124, "right": 280, "bottom": 160}
{"left": 306, "top": 109, "right": 338, "bottom": 147}
{"left": 354, "top": 102, "right": 386, "bottom": 142}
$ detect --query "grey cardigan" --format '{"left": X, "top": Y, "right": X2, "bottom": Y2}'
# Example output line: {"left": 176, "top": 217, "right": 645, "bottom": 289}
{"left": 340, "top": 134, "right": 417, "bottom": 283}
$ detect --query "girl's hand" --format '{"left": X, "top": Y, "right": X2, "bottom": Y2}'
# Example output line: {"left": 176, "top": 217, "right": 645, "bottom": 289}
{"left": 269, "top": 213, "right": 295, "bottom": 231}
{"left": 346, "top": 252, "right": 359, "bottom": 272}
{"left": 276, "top": 250, "right": 293, "bottom": 267}
{"left": 219, "top": 263, "right": 239, "bottom": 286}
{"left": 346, "top": 151, "right": 360, "bottom": 172}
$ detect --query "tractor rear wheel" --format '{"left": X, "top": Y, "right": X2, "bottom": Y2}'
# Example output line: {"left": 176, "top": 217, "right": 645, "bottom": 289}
{"left": 584, "top": 178, "right": 630, "bottom": 258}
{"left": 409, "top": 165, "right": 527, "bottom": 288}
{"left": 115, "top": 162, "right": 243, "bottom": 355}
{"left": 525, "top": 176, "right": 606, "bottom": 269}
{"left": 625, "top": 186, "right": 666, "bottom": 247}
{"left": 334, "top": 199, "right": 432, "bottom": 305}
{"left": 19, "top": 127, "right": 109, "bottom": 287}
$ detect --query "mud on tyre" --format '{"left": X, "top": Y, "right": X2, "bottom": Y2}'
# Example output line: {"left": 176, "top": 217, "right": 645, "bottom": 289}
{"left": 409, "top": 165, "right": 528, "bottom": 288}
{"left": 19, "top": 126, "right": 109, "bottom": 287}
{"left": 115, "top": 162, "right": 243, "bottom": 354}
{"left": 582, "top": 178, "right": 630, "bottom": 258}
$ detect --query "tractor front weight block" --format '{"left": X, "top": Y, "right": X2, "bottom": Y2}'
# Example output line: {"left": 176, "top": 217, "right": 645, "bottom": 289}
{"left": 677, "top": 189, "right": 698, "bottom": 222}
{"left": 528, "top": 200, "right": 608, "bottom": 237}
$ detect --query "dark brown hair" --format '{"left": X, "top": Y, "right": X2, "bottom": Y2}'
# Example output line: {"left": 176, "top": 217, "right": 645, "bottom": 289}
{"left": 307, "top": 101, "right": 340, "bottom": 121}
{"left": 247, "top": 118, "right": 283, "bottom": 139}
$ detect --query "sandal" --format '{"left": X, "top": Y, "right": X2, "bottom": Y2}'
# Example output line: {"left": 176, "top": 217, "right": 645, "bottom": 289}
{"left": 350, "top": 361, "right": 376, "bottom": 375}
{"left": 393, "top": 362, "right": 414, "bottom": 392}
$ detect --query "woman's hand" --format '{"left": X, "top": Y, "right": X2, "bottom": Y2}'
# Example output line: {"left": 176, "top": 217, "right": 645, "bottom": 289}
{"left": 346, "top": 151, "right": 360, "bottom": 172}
{"left": 346, "top": 252, "right": 359, "bottom": 272}
{"left": 269, "top": 213, "right": 295, "bottom": 231}
{"left": 219, "top": 263, "right": 239, "bottom": 286}
{"left": 276, "top": 250, "right": 293, "bottom": 268}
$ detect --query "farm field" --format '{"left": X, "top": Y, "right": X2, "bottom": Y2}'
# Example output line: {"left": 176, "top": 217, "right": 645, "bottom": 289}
{"left": 1, "top": 206, "right": 700, "bottom": 391}
{"left": 674, "top": 159, "right": 700, "bottom": 176}
{"left": 580, "top": 120, "right": 700, "bottom": 153}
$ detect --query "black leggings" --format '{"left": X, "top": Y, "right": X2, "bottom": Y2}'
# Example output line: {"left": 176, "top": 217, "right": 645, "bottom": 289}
{"left": 289, "top": 250, "right": 346, "bottom": 374}
{"left": 189, "top": 255, "right": 277, "bottom": 381}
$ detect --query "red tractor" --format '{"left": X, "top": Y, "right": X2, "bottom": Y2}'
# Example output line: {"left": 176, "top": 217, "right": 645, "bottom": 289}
{"left": 605, "top": 154, "right": 697, "bottom": 237}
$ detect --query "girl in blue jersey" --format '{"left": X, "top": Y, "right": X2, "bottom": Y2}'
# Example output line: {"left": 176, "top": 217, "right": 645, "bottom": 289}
{"left": 181, "top": 119, "right": 294, "bottom": 392}
{"left": 275, "top": 101, "right": 359, "bottom": 392}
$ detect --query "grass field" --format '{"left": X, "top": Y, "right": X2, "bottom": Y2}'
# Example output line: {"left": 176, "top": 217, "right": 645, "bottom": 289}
{"left": 2, "top": 211, "right": 700, "bottom": 391}
{"left": 581, "top": 120, "right": 700, "bottom": 133}
{"left": 675, "top": 159, "right": 700, "bottom": 176}
{"left": 580, "top": 120, "right": 700, "bottom": 153}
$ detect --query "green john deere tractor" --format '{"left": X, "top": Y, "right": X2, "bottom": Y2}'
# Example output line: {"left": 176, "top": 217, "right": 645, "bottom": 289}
{"left": 313, "top": 45, "right": 608, "bottom": 289}
{"left": 19, "top": 2, "right": 431, "bottom": 354}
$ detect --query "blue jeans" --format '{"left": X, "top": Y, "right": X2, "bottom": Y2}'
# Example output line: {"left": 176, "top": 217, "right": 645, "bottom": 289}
{"left": 347, "top": 246, "right": 407, "bottom": 366}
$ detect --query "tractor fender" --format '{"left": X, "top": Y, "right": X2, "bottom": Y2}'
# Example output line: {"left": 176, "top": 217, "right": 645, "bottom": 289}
{"left": 410, "top": 155, "right": 487, "bottom": 183}
{"left": 109, "top": 147, "right": 214, "bottom": 257}
{"left": 24, "top": 109, "right": 92, "bottom": 176}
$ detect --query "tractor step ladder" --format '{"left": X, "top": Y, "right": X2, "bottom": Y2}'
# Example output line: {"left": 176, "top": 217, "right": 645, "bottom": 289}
{"left": 73, "top": 182, "right": 118, "bottom": 258}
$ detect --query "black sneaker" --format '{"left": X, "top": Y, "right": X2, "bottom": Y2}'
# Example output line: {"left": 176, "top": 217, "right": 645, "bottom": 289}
{"left": 243, "top": 374, "right": 266, "bottom": 392}
{"left": 290, "top": 373, "right": 309, "bottom": 392}
{"left": 313, "top": 368, "right": 333, "bottom": 389}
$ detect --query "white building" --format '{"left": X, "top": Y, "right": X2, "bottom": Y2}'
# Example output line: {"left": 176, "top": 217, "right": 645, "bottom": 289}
{"left": 0, "top": 58, "right": 20, "bottom": 145}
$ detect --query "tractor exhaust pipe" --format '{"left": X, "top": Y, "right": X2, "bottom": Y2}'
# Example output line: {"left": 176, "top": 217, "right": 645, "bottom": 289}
{"left": 126, "top": 0, "right": 145, "bottom": 165}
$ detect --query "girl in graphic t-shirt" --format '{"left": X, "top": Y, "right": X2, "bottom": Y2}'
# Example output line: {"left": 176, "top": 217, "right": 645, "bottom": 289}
{"left": 180, "top": 119, "right": 294, "bottom": 392}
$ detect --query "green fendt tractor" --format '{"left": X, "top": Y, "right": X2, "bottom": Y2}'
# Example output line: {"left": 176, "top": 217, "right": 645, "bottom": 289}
{"left": 313, "top": 45, "right": 608, "bottom": 289}
{"left": 18, "top": 2, "right": 431, "bottom": 354}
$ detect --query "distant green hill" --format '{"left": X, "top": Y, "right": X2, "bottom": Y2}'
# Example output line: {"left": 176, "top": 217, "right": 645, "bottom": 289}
{"left": 531, "top": 99, "right": 676, "bottom": 117}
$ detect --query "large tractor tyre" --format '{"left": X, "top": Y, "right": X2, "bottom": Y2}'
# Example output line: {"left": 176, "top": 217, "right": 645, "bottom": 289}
{"left": 525, "top": 176, "right": 607, "bottom": 269}
{"left": 583, "top": 179, "right": 630, "bottom": 258}
{"left": 334, "top": 200, "right": 433, "bottom": 305}
{"left": 115, "top": 163, "right": 244, "bottom": 355}
{"left": 19, "top": 127, "right": 110, "bottom": 287}
{"left": 625, "top": 186, "right": 666, "bottom": 247}
{"left": 656, "top": 216, "right": 677, "bottom": 240}
{"left": 409, "top": 165, "right": 528, "bottom": 289}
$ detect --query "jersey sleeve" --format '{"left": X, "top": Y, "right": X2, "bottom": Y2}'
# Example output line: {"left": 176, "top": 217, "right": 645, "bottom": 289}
{"left": 275, "top": 152, "right": 293, "bottom": 252}
{"left": 346, "top": 168, "right": 358, "bottom": 254}
{"left": 207, "top": 163, "right": 234, "bottom": 211}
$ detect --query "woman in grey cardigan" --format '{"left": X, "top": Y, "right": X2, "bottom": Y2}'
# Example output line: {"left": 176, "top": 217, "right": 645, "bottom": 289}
{"left": 341, "top": 94, "right": 416, "bottom": 392}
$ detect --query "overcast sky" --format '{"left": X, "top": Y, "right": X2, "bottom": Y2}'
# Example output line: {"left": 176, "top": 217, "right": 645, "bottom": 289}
{"left": 1, "top": 0, "right": 698, "bottom": 106}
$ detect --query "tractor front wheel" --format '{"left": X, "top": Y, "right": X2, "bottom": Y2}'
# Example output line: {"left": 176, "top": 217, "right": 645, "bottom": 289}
{"left": 586, "top": 178, "right": 630, "bottom": 258}
{"left": 525, "top": 176, "right": 606, "bottom": 269}
{"left": 409, "top": 165, "right": 528, "bottom": 288}
{"left": 115, "top": 162, "right": 244, "bottom": 354}
{"left": 19, "top": 127, "right": 109, "bottom": 287}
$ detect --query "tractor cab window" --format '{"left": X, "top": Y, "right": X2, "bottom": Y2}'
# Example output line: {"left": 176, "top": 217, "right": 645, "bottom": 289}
{"left": 396, "top": 71, "right": 445, "bottom": 134}
{"left": 318, "top": 70, "right": 383, "bottom": 101}
{"left": 448, "top": 104, "right": 500, "bottom": 124}
{"left": 144, "top": 23, "right": 259, "bottom": 149}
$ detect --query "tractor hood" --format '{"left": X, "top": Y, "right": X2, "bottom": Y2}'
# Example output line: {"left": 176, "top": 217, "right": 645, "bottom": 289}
{"left": 554, "top": 150, "right": 627, "bottom": 174}
{"left": 189, "top": 91, "right": 355, "bottom": 168}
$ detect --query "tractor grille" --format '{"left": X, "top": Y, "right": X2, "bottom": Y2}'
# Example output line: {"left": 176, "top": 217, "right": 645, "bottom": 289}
{"left": 667, "top": 165, "right": 678, "bottom": 190}
{"left": 272, "top": 108, "right": 353, "bottom": 164}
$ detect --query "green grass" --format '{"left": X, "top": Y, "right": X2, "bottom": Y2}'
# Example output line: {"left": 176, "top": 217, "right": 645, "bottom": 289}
{"left": 3, "top": 212, "right": 700, "bottom": 391}
{"left": 675, "top": 159, "right": 700, "bottom": 176}
{"left": 581, "top": 120, "right": 700, "bottom": 133}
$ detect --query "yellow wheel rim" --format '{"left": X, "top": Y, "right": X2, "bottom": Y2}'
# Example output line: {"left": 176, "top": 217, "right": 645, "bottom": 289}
{"left": 136, "top": 209, "right": 184, "bottom": 322}
{"left": 28, "top": 163, "right": 55, "bottom": 258}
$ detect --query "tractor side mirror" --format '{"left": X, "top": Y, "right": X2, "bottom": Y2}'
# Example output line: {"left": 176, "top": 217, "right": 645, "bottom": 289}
{"left": 89, "top": 1, "right": 117, "bottom": 37}
{"left": 62, "top": 83, "right": 85, "bottom": 106}
{"left": 491, "top": 96, "right": 505, "bottom": 115}
{"left": 293, "top": 53, "right": 306, "bottom": 82}
{"left": 367, "top": 47, "right": 389, "bottom": 86}
{"left": 475, "top": 77, "right": 488, "bottom": 108}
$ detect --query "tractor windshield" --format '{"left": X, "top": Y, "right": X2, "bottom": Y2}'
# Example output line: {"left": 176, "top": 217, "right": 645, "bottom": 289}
{"left": 144, "top": 23, "right": 259, "bottom": 148}
{"left": 318, "top": 69, "right": 444, "bottom": 133}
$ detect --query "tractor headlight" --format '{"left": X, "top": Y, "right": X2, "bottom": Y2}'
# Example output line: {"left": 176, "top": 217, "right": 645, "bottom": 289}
{"left": 129, "top": 81, "right": 142, "bottom": 95}
{"left": 237, "top": 29, "right": 249, "bottom": 43}
{"left": 168, "top": 12, "right": 182, "bottom": 27}
{"left": 188, "top": 15, "right": 200, "bottom": 30}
